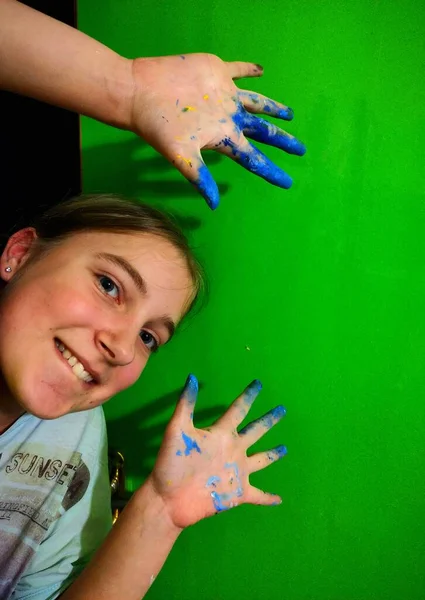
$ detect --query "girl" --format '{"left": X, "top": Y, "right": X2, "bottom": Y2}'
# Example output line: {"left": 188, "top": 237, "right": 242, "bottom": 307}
{"left": 0, "top": 195, "right": 287, "bottom": 600}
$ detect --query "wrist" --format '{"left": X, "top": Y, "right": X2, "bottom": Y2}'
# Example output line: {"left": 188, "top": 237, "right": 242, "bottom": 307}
{"left": 102, "top": 54, "right": 135, "bottom": 131}
{"left": 130, "top": 477, "right": 182, "bottom": 542}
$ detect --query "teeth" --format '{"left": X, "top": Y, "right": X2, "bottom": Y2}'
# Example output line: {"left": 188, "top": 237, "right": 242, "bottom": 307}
{"left": 55, "top": 340, "right": 94, "bottom": 383}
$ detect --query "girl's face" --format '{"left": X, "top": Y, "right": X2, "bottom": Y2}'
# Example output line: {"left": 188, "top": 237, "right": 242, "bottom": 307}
{"left": 0, "top": 229, "right": 194, "bottom": 419}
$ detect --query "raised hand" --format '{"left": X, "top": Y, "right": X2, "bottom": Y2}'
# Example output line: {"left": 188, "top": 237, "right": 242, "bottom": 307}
{"left": 130, "top": 53, "right": 306, "bottom": 209}
{"left": 150, "top": 375, "right": 287, "bottom": 529}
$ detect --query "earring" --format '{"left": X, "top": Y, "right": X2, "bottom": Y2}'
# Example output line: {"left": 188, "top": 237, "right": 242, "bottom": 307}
{"left": 5, "top": 266, "right": 12, "bottom": 273}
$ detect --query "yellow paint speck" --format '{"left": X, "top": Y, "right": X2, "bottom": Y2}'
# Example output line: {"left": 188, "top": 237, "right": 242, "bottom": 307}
{"left": 203, "top": 94, "right": 209, "bottom": 100}
{"left": 176, "top": 154, "right": 193, "bottom": 167}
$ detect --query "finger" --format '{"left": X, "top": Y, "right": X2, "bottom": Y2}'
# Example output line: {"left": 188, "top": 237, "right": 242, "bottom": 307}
{"left": 239, "top": 405, "right": 286, "bottom": 446}
{"left": 215, "top": 134, "right": 293, "bottom": 189}
{"left": 215, "top": 379, "right": 262, "bottom": 430}
{"left": 246, "top": 486, "right": 282, "bottom": 507}
{"left": 241, "top": 113, "right": 306, "bottom": 156}
{"left": 226, "top": 61, "right": 264, "bottom": 80}
{"left": 173, "top": 151, "right": 220, "bottom": 210}
{"left": 247, "top": 445, "right": 288, "bottom": 474}
{"left": 174, "top": 373, "right": 198, "bottom": 423}
{"left": 238, "top": 90, "right": 294, "bottom": 120}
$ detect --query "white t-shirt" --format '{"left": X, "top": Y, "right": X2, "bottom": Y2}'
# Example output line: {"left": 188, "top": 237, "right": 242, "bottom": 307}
{"left": 0, "top": 407, "right": 112, "bottom": 599}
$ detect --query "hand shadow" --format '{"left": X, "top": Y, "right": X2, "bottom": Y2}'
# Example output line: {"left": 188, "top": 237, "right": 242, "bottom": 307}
{"left": 82, "top": 136, "right": 231, "bottom": 229}
{"left": 107, "top": 382, "right": 226, "bottom": 499}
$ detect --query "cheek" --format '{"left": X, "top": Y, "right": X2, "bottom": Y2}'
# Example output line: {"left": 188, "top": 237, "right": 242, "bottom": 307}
{"left": 114, "top": 353, "right": 148, "bottom": 393}
{"left": 45, "top": 288, "right": 102, "bottom": 324}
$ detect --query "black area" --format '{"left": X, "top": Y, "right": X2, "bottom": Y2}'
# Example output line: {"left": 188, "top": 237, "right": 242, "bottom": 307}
{"left": 0, "top": 0, "right": 80, "bottom": 249}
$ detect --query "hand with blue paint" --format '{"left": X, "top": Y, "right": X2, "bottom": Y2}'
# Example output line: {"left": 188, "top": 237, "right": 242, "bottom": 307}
{"left": 149, "top": 375, "right": 287, "bottom": 529}
{"left": 130, "top": 53, "right": 306, "bottom": 209}
{"left": 0, "top": 1, "right": 304, "bottom": 210}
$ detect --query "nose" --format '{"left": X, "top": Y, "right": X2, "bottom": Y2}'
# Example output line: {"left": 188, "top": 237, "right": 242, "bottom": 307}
{"left": 95, "top": 328, "right": 137, "bottom": 367}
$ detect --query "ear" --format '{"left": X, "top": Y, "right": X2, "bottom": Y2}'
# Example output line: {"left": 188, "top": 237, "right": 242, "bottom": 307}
{"left": 0, "top": 228, "right": 38, "bottom": 282}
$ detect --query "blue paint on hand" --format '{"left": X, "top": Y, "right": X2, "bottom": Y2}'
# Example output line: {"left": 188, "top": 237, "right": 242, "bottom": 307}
{"left": 193, "top": 164, "right": 220, "bottom": 210}
{"left": 267, "top": 445, "right": 288, "bottom": 461}
{"left": 278, "top": 107, "right": 294, "bottom": 120}
{"left": 275, "top": 444, "right": 288, "bottom": 458}
{"left": 240, "top": 404, "right": 286, "bottom": 435}
{"left": 244, "top": 379, "right": 262, "bottom": 405}
{"left": 271, "top": 405, "right": 287, "bottom": 420}
{"left": 210, "top": 491, "right": 228, "bottom": 512}
{"left": 206, "top": 475, "right": 221, "bottom": 488}
{"left": 181, "top": 431, "right": 201, "bottom": 456}
{"left": 242, "top": 113, "right": 306, "bottom": 156}
{"left": 176, "top": 449, "right": 183, "bottom": 456}
{"left": 184, "top": 373, "right": 198, "bottom": 403}
{"left": 219, "top": 136, "right": 293, "bottom": 189}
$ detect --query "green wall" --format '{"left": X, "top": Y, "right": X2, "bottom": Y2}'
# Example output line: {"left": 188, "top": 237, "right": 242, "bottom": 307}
{"left": 79, "top": 1, "right": 425, "bottom": 598}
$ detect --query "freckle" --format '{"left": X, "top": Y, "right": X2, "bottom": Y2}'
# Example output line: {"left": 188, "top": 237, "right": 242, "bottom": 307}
{"left": 203, "top": 94, "right": 209, "bottom": 100}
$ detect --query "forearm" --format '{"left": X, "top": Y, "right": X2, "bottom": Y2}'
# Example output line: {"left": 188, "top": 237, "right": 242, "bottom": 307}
{"left": 0, "top": 0, "right": 134, "bottom": 129}
{"left": 61, "top": 477, "right": 181, "bottom": 600}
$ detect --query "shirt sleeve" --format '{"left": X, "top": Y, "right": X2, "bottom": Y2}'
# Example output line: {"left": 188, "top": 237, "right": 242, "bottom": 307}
{"left": 11, "top": 408, "right": 113, "bottom": 600}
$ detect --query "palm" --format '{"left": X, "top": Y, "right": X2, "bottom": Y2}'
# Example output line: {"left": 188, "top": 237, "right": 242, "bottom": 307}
{"left": 130, "top": 53, "right": 306, "bottom": 209}
{"left": 151, "top": 376, "right": 287, "bottom": 529}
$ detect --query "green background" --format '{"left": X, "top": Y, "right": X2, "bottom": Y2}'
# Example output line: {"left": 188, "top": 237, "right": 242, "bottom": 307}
{"left": 79, "top": 1, "right": 425, "bottom": 599}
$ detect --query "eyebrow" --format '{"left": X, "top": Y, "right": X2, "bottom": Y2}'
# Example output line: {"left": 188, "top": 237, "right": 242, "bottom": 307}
{"left": 95, "top": 252, "right": 176, "bottom": 343}
{"left": 148, "top": 316, "right": 176, "bottom": 345}
{"left": 96, "top": 252, "right": 148, "bottom": 295}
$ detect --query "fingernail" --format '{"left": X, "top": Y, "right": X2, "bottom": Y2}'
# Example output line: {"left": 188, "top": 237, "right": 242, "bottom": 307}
{"left": 255, "top": 64, "right": 264, "bottom": 71}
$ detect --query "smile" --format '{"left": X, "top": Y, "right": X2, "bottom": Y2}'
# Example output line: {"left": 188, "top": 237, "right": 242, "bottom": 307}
{"left": 55, "top": 338, "right": 95, "bottom": 384}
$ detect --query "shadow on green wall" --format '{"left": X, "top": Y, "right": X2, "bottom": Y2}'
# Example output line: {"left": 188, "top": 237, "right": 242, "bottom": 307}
{"left": 82, "top": 138, "right": 230, "bottom": 224}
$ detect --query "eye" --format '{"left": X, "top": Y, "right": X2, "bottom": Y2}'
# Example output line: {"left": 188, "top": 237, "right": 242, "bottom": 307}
{"left": 140, "top": 330, "right": 159, "bottom": 353}
{"left": 98, "top": 275, "right": 120, "bottom": 299}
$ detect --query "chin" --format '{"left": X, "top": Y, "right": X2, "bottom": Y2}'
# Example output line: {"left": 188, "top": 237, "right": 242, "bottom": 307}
{"left": 9, "top": 376, "right": 77, "bottom": 421}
